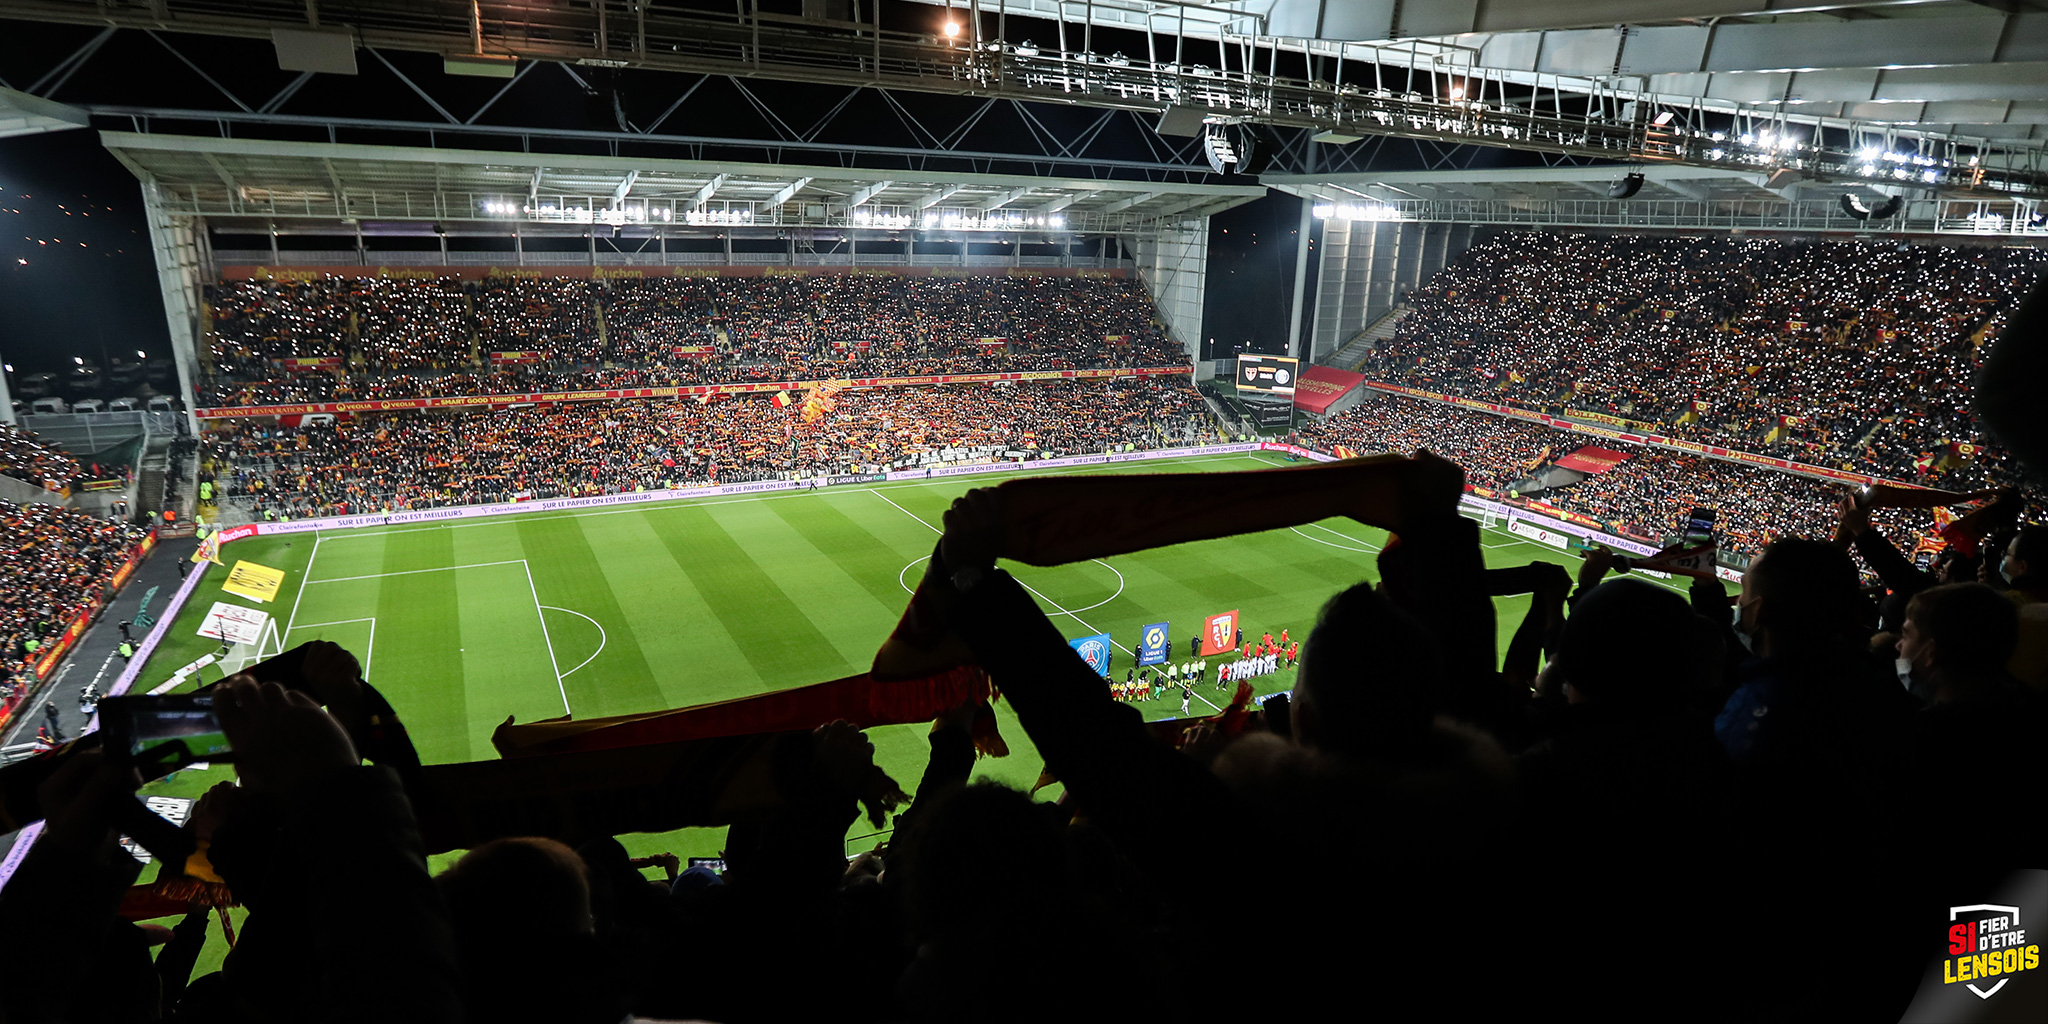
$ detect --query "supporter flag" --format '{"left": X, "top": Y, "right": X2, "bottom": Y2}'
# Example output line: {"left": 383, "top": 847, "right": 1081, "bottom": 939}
{"left": 194, "top": 531, "right": 222, "bottom": 566}
{"left": 1913, "top": 452, "right": 1936, "bottom": 474}
{"left": 221, "top": 560, "right": 288, "bottom": 604}
{"left": 1507, "top": 369, "right": 1525, "bottom": 384}
{"left": 1659, "top": 309, "right": 1677, "bottom": 320}
{"left": 1137, "top": 622, "right": 1170, "bottom": 667}
{"left": 1068, "top": 633, "right": 1115, "bottom": 676}
{"left": 1947, "top": 441, "right": 1980, "bottom": 463}
{"left": 1200, "top": 610, "right": 1240, "bottom": 657}
{"left": 1786, "top": 321, "right": 1808, "bottom": 331}
{"left": 496, "top": 453, "right": 1435, "bottom": 781}
{"left": 1332, "top": 444, "right": 1362, "bottom": 461}
{"left": 1689, "top": 399, "right": 1711, "bottom": 413}
{"left": 1627, "top": 541, "right": 1718, "bottom": 581}
{"left": 1880, "top": 329, "right": 1899, "bottom": 343}
{"left": 1777, "top": 414, "right": 1807, "bottom": 427}
{"left": 1862, "top": 482, "right": 2010, "bottom": 558}
{"left": 770, "top": 390, "right": 792, "bottom": 409}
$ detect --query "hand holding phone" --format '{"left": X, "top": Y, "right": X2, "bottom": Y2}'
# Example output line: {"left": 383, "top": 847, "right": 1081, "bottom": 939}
{"left": 98, "top": 695, "right": 235, "bottom": 781}
{"left": 213, "top": 676, "right": 360, "bottom": 797}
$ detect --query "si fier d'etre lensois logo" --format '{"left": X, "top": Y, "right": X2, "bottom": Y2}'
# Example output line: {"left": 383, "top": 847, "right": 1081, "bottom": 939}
{"left": 1899, "top": 871, "right": 2048, "bottom": 1024}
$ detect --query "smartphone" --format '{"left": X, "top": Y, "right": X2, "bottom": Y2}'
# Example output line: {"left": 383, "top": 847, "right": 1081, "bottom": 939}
{"left": 98, "top": 695, "right": 234, "bottom": 779}
{"left": 1914, "top": 549, "right": 1935, "bottom": 571}
{"left": 1681, "top": 507, "right": 1718, "bottom": 546}
{"left": 688, "top": 857, "right": 727, "bottom": 875}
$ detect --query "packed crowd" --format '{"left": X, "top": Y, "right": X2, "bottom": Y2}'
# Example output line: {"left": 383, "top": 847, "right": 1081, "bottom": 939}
{"left": 0, "top": 423, "right": 81, "bottom": 488}
{"left": 202, "top": 379, "right": 1217, "bottom": 518}
{"left": 198, "top": 274, "right": 1184, "bottom": 407}
{"left": 5, "top": 444, "right": 2041, "bottom": 1022}
{"left": 1295, "top": 394, "right": 2025, "bottom": 562}
{"left": 0, "top": 500, "right": 151, "bottom": 704}
{"left": 1359, "top": 232, "right": 2048, "bottom": 481}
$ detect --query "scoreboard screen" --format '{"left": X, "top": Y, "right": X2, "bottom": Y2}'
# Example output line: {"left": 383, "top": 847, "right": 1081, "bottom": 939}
{"left": 1235, "top": 355, "right": 1300, "bottom": 395}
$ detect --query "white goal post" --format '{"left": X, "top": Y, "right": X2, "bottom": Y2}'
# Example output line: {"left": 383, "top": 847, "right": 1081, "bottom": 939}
{"left": 217, "top": 618, "right": 284, "bottom": 676}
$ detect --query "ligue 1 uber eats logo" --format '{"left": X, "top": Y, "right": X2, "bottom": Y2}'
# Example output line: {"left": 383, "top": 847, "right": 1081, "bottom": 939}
{"left": 1946, "top": 904, "right": 2041, "bottom": 999}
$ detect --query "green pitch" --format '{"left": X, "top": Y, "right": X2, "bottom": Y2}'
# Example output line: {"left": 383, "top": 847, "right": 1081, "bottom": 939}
{"left": 136, "top": 451, "right": 1681, "bottom": 969}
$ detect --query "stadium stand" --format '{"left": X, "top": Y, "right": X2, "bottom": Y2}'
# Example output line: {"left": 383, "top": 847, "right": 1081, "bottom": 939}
{"left": 197, "top": 273, "right": 1184, "bottom": 407}
{"left": 1296, "top": 394, "right": 2043, "bottom": 564}
{"left": 0, "top": 422, "right": 82, "bottom": 489}
{"left": 0, "top": 500, "right": 151, "bottom": 712}
{"left": 203, "top": 378, "right": 1219, "bottom": 519}
{"left": 1357, "top": 232, "right": 2048, "bottom": 482}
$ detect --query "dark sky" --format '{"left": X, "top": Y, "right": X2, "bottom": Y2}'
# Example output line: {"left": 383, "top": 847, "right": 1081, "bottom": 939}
{"left": 0, "top": 129, "right": 168, "bottom": 378}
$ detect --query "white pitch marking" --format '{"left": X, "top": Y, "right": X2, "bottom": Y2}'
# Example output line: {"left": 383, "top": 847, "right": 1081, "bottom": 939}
{"left": 873, "top": 490, "right": 1139, "bottom": 659}
{"left": 540, "top": 606, "right": 608, "bottom": 677}
{"left": 307, "top": 453, "right": 1268, "bottom": 543}
{"left": 284, "top": 616, "right": 377, "bottom": 680}
{"left": 303, "top": 559, "right": 528, "bottom": 584}
{"left": 276, "top": 534, "right": 321, "bottom": 660}
{"left": 522, "top": 561, "right": 571, "bottom": 715}
{"left": 893, "top": 552, "right": 1125, "bottom": 612}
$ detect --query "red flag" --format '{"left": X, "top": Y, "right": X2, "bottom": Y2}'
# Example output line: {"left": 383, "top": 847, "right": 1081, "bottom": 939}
{"left": 1200, "top": 610, "right": 1241, "bottom": 656}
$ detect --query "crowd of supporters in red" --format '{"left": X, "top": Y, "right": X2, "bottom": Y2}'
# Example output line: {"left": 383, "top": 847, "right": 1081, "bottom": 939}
{"left": 1296, "top": 395, "right": 2042, "bottom": 562}
{"left": 1, "top": 499, "right": 151, "bottom": 702}
{"left": 0, "top": 422, "right": 82, "bottom": 489}
{"left": 1357, "top": 231, "right": 2046, "bottom": 482}
{"left": 204, "top": 379, "right": 1218, "bottom": 518}
{"left": 200, "top": 274, "right": 1182, "bottom": 407}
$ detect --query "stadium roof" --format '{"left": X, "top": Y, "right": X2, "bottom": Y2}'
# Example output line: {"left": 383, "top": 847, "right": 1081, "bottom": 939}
{"left": 0, "top": 85, "right": 88, "bottom": 138}
{"left": 916, "top": 0, "right": 2048, "bottom": 141}
{"left": 6, "top": 0, "right": 2045, "bottom": 194}
{"left": 1265, "top": 165, "right": 2048, "bottom": 238}
{"left": 101, "top": 132, "right": 1264, "bottom": 236}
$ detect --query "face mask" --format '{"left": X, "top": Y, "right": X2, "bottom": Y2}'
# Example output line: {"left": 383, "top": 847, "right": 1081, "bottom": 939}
{"left": 1895, "top": 657, "right": 1916, "bottom": 692}
{"left": 2002, "top": 557, "right": 2015, "bottom": 581}
{"left": 1732, "top": 605, "right": 1757, "bottom": 654}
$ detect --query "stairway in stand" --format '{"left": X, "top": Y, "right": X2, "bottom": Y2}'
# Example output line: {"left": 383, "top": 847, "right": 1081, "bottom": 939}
{"left": 1324, "top": 308, "right": 1414, "bottom": 373}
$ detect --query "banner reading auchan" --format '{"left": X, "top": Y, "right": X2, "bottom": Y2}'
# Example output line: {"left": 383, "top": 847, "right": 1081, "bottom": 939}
{"left": 196, "top": 366, "right": 1192, "bottom": 420}
{"left": 218, "top": 264, "right": 1129, "bottom": 283}
{"left": 1363, "top": 381, "right": 1903, "bottom": 490}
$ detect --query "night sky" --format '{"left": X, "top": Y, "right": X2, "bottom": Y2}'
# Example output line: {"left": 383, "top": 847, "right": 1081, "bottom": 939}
{"left": 0, "top": 129, "right": 168, "bottom": 381}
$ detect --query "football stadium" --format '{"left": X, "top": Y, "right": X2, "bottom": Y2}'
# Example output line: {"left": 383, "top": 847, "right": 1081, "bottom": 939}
{"left": 1, "top": 1, "right": 2046, "bottom": 1020}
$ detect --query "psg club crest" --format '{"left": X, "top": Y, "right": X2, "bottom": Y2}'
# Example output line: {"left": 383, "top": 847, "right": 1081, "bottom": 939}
{"left": 1068, "top": 633, "right": 1113, "bottom": 675}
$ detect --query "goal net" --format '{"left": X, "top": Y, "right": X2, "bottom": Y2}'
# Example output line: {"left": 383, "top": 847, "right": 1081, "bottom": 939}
{"left": 216, "top": 617, "right": 284, "bottom": 677}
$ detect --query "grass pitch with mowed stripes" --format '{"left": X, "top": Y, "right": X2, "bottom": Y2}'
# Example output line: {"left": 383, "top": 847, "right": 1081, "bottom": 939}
{"left": 143, "top": 452, "right": 1625, "bottom": 864}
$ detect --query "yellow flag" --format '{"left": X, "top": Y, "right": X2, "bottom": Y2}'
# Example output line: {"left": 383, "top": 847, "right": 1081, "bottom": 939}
{"left": 221, "top": 561, "right": 288, "bottom": 604}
